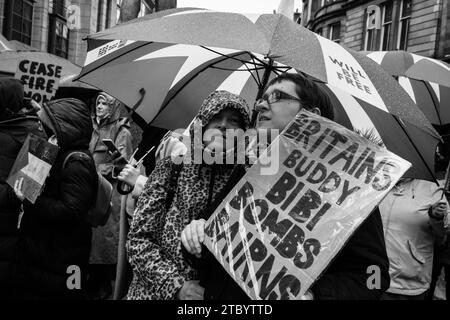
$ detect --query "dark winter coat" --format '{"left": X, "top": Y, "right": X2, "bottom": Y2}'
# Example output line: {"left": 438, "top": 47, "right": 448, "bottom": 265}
{"left": 89, "top": 98, "right": 133, "bottom": 265}
{"left": 0, "top": 98, "right": 96, "bottom": 300}
{"left": 0, "top": 78, "right": 48, "bottom": 298}
{"left": 197, "top": 164, "right": 391, "bottom": 300}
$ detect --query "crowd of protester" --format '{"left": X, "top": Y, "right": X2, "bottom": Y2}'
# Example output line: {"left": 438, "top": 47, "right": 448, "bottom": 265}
{"left": 0, "top": 73, "right": 449, "bottom": 300}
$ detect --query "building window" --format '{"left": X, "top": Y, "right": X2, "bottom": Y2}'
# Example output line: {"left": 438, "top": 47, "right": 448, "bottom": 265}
{"left": 48, "top": 15, "right": 69, "bottom": 58}
{"left": 380, "top": 1, "right": 393, "bottom": 50}
{"left": 51, "top": 0, "right": 66, "bottom": 17}
{"left": 398, "top": 0, "right": 411, "bottom": 50}
{"left": 364, "top": 1, "right": 393, "bottom": 51}
{"left": 97, "top": 0, "right": 105, "bottom": 32}
{"left": 328, "top": 23, "right": 340, "bottom": 43}
{"left": 8, "top": 0, "right": 34, "bottom": 45}
{"left": 105, "top": 0, "right": 112, "bottom": 29}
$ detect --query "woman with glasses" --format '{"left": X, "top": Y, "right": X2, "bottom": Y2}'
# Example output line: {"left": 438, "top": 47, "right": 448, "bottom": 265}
{"left": 181, "top": 73, "right": 390, "bottom": 300}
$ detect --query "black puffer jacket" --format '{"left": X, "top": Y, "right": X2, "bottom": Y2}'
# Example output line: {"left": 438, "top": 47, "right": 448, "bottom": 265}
{"left": 0, "top": 78, "right": 48, "bottom": 294}
{"left": 0, "top": 98, "right": 96, "bottom": 300}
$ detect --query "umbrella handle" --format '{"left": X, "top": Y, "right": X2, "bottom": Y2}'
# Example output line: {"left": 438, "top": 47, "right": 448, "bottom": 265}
{"left": 126, "top": 88, "right": 146, "bottom": 121}
{"left": 117, "top": 181, "right": 132, "bottom": 195}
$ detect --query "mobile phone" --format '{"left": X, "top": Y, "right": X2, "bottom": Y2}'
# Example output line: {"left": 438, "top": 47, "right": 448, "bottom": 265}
{"left": 102, "top": 139, "right": 120, "bottom": 154}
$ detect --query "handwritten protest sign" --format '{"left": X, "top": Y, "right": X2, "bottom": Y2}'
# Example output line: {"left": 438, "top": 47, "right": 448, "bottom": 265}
{"left": 203, "top": 110, "right": 411, "bottom": 300}
{"left": 7, "top": 134, "right": 59, "bottom": 203}
{"left": 15, "top": 53, "right": 63, "bottom": 103}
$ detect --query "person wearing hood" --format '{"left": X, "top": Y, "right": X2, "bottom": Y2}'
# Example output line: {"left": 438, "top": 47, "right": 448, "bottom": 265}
{"left": 181, "top": 73, "right": 390, "bottom": 300}
{"left": 88, "top": 92, "right": 133, "bottom": 299}
{"left": 126, "top": 90, "right": 251, "bottom": 300}
{"left": 6, "top": 97, "right": 96, "bottom": 299}
{"left": 0, "top": 78, "right": 48, "bottom": 299}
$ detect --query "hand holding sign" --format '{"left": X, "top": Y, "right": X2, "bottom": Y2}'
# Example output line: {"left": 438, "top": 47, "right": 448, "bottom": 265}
{"left": 13, "top": 177, "right": 25, "bottom": 202}
{"left": 177, "top": 280, "right": 205, "bottom": 300}
{"left": 181, "top": 219, "right": 206, "bottom": 258}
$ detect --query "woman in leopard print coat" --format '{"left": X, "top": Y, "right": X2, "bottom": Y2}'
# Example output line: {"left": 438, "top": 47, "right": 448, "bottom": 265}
{"left": 126, "top": 91, "right": 250, "bottom": 300}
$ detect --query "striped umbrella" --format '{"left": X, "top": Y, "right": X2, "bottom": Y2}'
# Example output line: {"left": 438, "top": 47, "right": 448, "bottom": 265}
{"left": 83, "top": 7, "right": 436, "bottom": 138}
{"left": 319, "top": 83, "right": 438, "bottom": 181}
{"left": 397, "top": 76, "right": 450, "bottom": 126}
{"left": 77, "top": 40, "right": 439, "bottom": 181}
{"left": 365, "top": 51, "right": 450, "bottom": 126}
{"left": 365, "top": 50, "right": 450, "bottom": 88}
{"left": 78, "top": 8, "right": 444, "bottom": 180}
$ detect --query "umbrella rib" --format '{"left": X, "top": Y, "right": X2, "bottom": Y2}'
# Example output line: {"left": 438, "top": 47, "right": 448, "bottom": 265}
{"left": 200, "top": 46, "right": 266, "bottom": 67}
{"left": 76, "top": 41, "right": 149, "bottom": 80}
{"left": 393, "top": 115, "right": 439, "bottom": 185}
{"left": 153, "top": 51, "right": 262, "bottom": 122}
{"left": 249, "top": 55, "right": 263, "bottom": 88}
{"left": 209, "top": 65, "right": 266, "bottom": 72}
{"left": 422, "top": 80, "right": 443, "bottom": 126}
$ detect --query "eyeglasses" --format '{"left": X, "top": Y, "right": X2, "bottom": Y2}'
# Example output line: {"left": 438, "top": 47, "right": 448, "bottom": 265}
{"left": 256, "top": 90, "right": 302, "bottom": 106}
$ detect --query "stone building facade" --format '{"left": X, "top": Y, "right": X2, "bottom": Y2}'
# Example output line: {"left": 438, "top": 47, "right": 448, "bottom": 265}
{"left": 301, "top": 0, "right": 450, "bottom": 60}
{"left": 0, "top": 0, "right": 176, "bottom": 66}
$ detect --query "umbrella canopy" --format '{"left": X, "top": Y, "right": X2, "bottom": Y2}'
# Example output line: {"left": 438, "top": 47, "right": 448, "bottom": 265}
{"left": 364, "top": 51, "right": 450, "bottom": 126}
{"left": 78, "top": 41, "right": 286, "bottom": 128}
{"left": 397, "top": 76, "right": 450, "bottom": 126}
{"left": 55, "top": 73, "right": 100, "bottom": 103}
{"left": 78, "top": 8, "right": 442, "bottom": 181}
{"left": 77, "top": 40, "right": 439, "bottom": 181}
{"left": 60, "top": 73, "right": 97, "bottom": 89}
{"left": 85, "top": 7, "right": 436, "bottom": 137}
{"left": 364, "top": 50, "right": 450, "bottom": 87}
{"left": 319, "top": 83, "right": 439, "bottom": 181}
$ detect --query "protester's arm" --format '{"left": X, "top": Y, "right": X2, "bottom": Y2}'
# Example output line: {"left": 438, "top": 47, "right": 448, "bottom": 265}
{"left": 310, "top": 207, "right": 390, "bottom": 300}
{"left": 23, "top": 158, "right": 96, "bottom": 225}
{"left": 126, "top": 157, "right": 186, "bottom": 299}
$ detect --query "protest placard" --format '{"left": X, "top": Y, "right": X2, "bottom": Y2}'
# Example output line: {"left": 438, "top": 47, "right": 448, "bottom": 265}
{"left": 7, "top": 134, "right": 59, "bottom": 203}
{"left": 203, "top": 110, "right": 411, "bottom": 300}
{"left": 15, "top": 53, "right": 63, "bottom": 103}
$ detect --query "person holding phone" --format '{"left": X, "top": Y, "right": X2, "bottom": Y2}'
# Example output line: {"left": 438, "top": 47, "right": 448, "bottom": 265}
{"left": 88, "top": 92, "right": 133, "bottom": 300}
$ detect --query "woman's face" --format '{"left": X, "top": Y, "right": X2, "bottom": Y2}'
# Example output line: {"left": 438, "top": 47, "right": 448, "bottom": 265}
{"left": 203, "top": 108, "right": 245, "bottom": 152}
{"left": 96, "top": 98, "right": 111, "bottom": 120}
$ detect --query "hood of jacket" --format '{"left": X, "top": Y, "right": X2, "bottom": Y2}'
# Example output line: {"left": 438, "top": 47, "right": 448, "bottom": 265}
{"left": 94, "top": 92, "right": 125, "bottom": 126}
{"left": 0, "top": 78, "right": 24, "bottom": 119}
{"left": 189, "top": 90, "right": 250, "bottom": 159}
{"left": 40, "top": 98, "right": 93, "bottom": 150}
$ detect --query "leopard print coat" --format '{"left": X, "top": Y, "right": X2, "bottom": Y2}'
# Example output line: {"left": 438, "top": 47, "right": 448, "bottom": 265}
{"left": 126, "top": 91, "right": 250, "bottom": 300}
